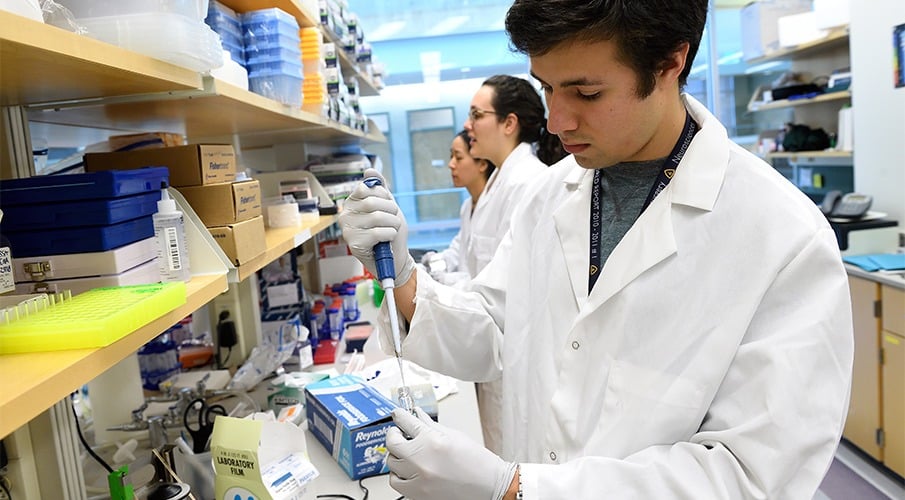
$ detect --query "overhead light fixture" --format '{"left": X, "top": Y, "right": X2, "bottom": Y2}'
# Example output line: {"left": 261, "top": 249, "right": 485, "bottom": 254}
{"left": 426, "top": 15, "right": 469, "bottom": 37}
{"left": 370, "top": 20, "right": 406, "bottom": 41}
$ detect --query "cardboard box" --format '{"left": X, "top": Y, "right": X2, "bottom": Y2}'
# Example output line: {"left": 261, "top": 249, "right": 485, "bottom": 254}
{"left": 778, "top": 11, "right": 828, "bottom": 48}
{"left": 178, "top": 180, "right": 262, "bottom": 227}
{"left": 211, "top": 415, "right": 318, "bottom": 500}
{"left": 85, "top": 144, "right": 237, "bottom": 187}
{"left": 304, "top": 374, "right": 397, "bottom": 479}
{"left": 208, "top": 216, "right": 266, "bottom": 266}
{"left": 740, "top": 0, "right": 813, "bottom": 60}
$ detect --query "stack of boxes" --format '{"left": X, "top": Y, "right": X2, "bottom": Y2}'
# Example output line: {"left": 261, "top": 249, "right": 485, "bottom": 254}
{"left": 84, "top": 145, "right": 267, "bottom": 267}
{"left": 205, "top": 0, "right": 246, "bottom": 66}
{"left": 242, "top": 8, "right": 304, "bottom": 107}
{"left": 0, "top": 168, "right": 169, "bottom": 295}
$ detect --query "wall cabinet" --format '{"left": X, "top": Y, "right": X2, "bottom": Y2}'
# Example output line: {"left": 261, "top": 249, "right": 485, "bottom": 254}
{"left": 844, "top": 274, "right": 905, "bottom": 477}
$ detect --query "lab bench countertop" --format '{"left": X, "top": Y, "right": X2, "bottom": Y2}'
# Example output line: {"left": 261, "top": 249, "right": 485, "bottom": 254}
{"left": 844, "top": 263, "right": 905, "bottom": 290}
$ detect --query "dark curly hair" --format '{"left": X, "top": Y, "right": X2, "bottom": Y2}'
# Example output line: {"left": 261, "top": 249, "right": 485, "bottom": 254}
{"left": 505, "top": 0, "right": 708, "bottom": 98}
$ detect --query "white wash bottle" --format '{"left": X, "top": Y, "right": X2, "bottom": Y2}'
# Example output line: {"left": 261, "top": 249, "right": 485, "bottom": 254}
{"left": 153, "top": 182, "right": 191, "bottom": 282}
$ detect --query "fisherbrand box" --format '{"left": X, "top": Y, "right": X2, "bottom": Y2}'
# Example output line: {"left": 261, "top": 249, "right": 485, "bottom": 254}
{"left": 304, "top": 374, "right": 398, "bottom": 479}
{"left": 85, "top": 144, "right": 237, "bottom": 187}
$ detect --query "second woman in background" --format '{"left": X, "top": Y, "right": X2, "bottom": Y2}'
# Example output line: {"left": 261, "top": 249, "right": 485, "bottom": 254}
{"left": 463, "top": 74, "right": 565, "bottom": 456}
{"left": 421, "top": 130, "right": 496, "bottom": 286}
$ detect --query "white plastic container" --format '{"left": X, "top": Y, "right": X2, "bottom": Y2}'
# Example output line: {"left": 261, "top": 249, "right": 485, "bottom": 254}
{"left": 211, "top": 50, "right": 249, "bottom": 90}
{"left": 264, "top": 196, "right": 300, "bottom": 228}
{"left": 153, "top": 187, "right": 191, "bottom": 283}
{"left": 55, "top": 0, "right": 208, "bottom": 21}
{"left": 78, "top": 12, "right": 223, "bottom": 72}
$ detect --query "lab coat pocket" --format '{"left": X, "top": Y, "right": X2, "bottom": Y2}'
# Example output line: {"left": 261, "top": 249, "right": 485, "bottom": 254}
{"left": 603, "top": 360, "right": 707, "bottom": 449}
{"left": 470, "top": 233, "right": 497, "bottom": 273}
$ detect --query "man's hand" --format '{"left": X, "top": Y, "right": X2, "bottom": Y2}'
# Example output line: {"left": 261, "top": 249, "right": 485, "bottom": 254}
{"left": 385, "top": 408, "right": 517, "bottom": 500}
{"left": 338, "top": 168, "right": 415, "bottom": 286}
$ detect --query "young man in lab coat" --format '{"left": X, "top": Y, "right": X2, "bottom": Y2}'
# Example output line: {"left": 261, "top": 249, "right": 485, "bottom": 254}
{"left": 339, "top": 0, "right": 854, "bottom": 498}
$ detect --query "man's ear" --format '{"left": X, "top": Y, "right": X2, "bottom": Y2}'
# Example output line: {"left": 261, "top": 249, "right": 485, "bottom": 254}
{"left": 659, "top": 41, "right": 690, "bottom": 84}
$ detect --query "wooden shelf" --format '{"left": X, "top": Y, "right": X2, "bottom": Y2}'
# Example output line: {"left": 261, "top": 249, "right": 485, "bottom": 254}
{"left": 219, "top": 0, "right": 382, "bottom": 96}
{"left": 749, "top": 90, "right": 851, "bottom": 112}
{"left": 220, "top": 0, "right": 319, "bottom": 28}
{"left": 0, "top": 273, "right": 228, "bottom": 439}
{"left": 236, "top": 215, "right": 338, "bottom": 282}
{"left": 26, "top": 78, "right": 376, "bottom": 146}
{"left": 0, "top": 11, "right": 203, "bottom": 107}
{"left": 745, "top": 26, "right": 850, "bottom": 64}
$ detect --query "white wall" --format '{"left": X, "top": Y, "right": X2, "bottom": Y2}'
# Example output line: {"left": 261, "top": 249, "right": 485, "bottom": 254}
{"left": 848, "top": 0, "right": 905, "bottom": 253}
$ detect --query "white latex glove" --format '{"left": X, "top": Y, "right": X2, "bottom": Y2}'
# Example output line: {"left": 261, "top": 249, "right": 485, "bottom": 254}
{"left": 339, "top": 168, "right": 416, "bottom": 286}
{"left": 386, "top": 408, "right": 517, "bottom": 500}
{"left": 420, "top": 250, "right": 437, "bottom": 266}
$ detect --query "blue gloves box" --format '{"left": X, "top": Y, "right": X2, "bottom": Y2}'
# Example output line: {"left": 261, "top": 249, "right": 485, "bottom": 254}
{"left": 304, "top": 374, "right": 397, "bottom": 479}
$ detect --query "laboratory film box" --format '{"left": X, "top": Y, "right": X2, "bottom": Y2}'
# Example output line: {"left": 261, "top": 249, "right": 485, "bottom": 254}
{"left": 177, "top": 179, "right": 262, "bottom": 227}
{"left": 208, "top": 215, "right": 266, "bottom": 266}
{"left": 304, "top": 374, "right": 396, "bottom": 479}
{"left": 85, "top": 144, "right": 237, "bottom": 187}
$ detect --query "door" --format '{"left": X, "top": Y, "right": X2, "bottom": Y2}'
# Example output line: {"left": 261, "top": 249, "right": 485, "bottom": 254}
{"left": 844, "top": 276, "right": 883, "bottom": 460}
{"left": 881, "top": 285, "right": 905, "bottom": 476}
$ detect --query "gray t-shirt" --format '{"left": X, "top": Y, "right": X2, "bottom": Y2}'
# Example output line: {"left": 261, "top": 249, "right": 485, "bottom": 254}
{"left": 597, "top": 158, "right": 666, "bottom": 267}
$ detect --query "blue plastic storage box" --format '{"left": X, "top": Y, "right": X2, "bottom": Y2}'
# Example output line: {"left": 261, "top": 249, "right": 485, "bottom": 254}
{"left": 0, "top": 190, "right": 160, "bottom": 230}
{"left": 248, "top": 64, "right": 303, "bottom": 106}
{"left": 0, "top": 167, "right": 169, "bottom": 205}
{"left": 2, "top": 216, "right": 155, "bottom": 257}
{"left": 245, "top": 46, "right": 301, "bottom": 66}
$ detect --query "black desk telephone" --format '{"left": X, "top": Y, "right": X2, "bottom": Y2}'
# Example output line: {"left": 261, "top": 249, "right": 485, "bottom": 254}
{"left": 820, "top": 191, "right": 873, "bottom": 219}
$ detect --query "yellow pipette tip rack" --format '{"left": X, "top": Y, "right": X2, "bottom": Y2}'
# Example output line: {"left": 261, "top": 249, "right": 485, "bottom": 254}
{"left": 0, "top": 282, "right": 187, "bottom": 354}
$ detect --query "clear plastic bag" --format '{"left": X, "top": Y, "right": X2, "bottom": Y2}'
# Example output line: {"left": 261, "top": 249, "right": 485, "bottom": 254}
{"left": 226, "top": 320, "right": 306, "bottom": 391}
{"left": 40, "top": 0, "right": 86, "bottom": 34}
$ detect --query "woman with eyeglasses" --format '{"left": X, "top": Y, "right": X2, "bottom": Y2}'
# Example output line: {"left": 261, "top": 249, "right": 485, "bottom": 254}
{"left": 421, "top": 129, "right": 498, "bottom": 287}
{"left": 462, "top": 74, "right": 565, "bottom": 457}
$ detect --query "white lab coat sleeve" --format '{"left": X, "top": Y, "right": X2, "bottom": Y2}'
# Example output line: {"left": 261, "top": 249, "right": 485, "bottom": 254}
{"left": 520, "top": 226, "right": 853, "bottom": 499}
{"left": 436, "top": 228, "right": 462, "bottom": 272}
{"left": 375, "top": 243, "right": 509, "bottom": 383}
{"left": 435, "top": 199, "right": 469, "bottom": 273}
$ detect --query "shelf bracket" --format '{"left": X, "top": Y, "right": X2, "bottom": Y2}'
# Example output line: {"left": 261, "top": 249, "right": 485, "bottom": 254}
{"left": 23, "top": 78, "right": 222, "bottom": 113}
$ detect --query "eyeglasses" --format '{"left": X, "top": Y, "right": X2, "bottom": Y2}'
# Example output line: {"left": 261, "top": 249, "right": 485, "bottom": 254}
{"left": 468, "top": 107, "right": 498, "bottom": 122}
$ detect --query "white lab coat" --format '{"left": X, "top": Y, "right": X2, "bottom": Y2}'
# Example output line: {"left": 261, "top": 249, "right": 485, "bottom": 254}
{"left": 383, "top": 95, "right": 853, "bottom": 498}
{"left": 432, "top": 198, "right": 475, "bottom": 284}
{"left": 468, "top": 142, "right": 547, "bottom": 274}
{"left": 468, "top": 142, "right": 547, "bottom": 454}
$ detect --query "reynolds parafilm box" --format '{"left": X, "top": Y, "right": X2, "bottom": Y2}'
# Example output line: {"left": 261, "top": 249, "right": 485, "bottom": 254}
{"left": 304, "top": 374, "right": 397, "bottom": 479}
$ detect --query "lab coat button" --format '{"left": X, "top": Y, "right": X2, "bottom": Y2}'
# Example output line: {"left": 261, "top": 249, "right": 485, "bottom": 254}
{"left": 571, "top": 341, "right": 580, "bottom": 350}
{"left": 549, "top": 451, "right": 557, "bottom": 461}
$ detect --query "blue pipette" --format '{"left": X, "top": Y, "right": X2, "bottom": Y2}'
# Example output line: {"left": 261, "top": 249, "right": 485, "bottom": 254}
{"left": 362, "top": 177, "right": 416, "bottom": 415}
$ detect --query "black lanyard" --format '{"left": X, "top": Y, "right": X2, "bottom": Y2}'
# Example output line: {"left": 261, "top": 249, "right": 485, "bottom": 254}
{"left": 588, "top": 112, "right": 698, "bottom": 294}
